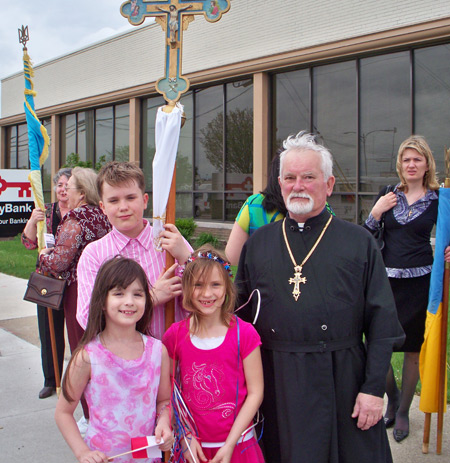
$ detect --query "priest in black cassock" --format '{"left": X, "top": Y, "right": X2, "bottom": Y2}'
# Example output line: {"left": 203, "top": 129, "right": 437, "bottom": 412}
{"left": 235, "top": 131, "right": 405, "bottom": 463}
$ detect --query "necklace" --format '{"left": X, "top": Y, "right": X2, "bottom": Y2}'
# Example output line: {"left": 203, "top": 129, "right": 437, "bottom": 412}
{"left": 282, "top": 214, "right": 333, "bottom": 301}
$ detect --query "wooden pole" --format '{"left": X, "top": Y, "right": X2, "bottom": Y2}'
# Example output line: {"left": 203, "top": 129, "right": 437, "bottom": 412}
{"left": 422, "top": 412, "right": 431, "bottom": 453}
{"left": 164, "top": 169, "right": 177, "bottom": 332}
{"left": 436, "top": 261, "right": 449, "bottom": 454}
{"left": 47, "top": 307, "right": 61, "bottom": 394}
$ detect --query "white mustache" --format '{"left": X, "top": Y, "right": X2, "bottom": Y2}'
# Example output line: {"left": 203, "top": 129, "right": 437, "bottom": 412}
{"left": 288, "top": 193, "right": 312, "bottom": 200}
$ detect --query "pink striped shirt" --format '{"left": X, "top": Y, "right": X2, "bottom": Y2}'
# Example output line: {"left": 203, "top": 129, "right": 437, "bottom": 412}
{"left": 76, "top": 220, "right": 190, "bottom": 339}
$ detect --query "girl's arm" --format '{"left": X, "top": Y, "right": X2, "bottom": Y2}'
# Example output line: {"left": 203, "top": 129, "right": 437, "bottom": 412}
{"left": 154, "top": 345, "right": 175, "bottom": 452}
{"left": 211, "top": 346, "right": 264, "bottom": 463}
{"left": 167, "top": 357, "right": 207, "bottom": 463}
{"left": 54, "top": 350, "right": 107, "bottom": 463}
{"left": 225, "top": 221, "right": 249, "bottom": 266}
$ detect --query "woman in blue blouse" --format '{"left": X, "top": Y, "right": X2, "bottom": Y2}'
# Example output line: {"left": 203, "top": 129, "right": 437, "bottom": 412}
{"left": 365, "top": 135, "right": 441, "bottom": 442}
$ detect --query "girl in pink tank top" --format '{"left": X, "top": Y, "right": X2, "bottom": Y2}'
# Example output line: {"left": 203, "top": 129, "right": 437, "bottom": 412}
{"left": 55, "top": 256, "right": 173, "bottom": 463}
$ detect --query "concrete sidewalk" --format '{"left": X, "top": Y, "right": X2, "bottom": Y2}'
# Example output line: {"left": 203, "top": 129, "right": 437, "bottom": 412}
{"left": 0, "top": 272, "right": 448, "bottom": 462}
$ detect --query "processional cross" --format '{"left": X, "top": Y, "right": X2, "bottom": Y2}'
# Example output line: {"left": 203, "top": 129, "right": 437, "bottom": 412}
{"left": 289, "top": 265, "right": 307, "bottom": 301}
{"left": 120, "top": 1, "right": 231, "bottom": 333}
{"left": 121, "top": 0, "right": 231, "bottom": 104}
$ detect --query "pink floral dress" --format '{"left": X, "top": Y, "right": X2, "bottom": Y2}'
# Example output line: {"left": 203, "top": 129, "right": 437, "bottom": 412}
{"left": 84, "top": 335, "right": 162, "bottom": 463}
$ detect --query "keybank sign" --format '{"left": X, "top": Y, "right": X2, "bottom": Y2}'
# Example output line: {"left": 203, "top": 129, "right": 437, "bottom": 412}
{"left": 0, "top": 170, "right": 34, "bottom": 238}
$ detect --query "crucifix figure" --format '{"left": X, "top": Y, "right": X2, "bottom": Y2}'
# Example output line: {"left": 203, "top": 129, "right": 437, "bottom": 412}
{"left": 121, "top": 0, "right": 231, "bottom": 103}
{"left": 289, "top": 265, "right": 307, "bottom": 301}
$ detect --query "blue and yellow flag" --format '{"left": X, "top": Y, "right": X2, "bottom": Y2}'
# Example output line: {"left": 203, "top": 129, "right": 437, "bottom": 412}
{"left": 419, "top": 187, "right": 450, "bottom": 413}
{"left": 23, "top": 49, "right": 50, "bottom": 251}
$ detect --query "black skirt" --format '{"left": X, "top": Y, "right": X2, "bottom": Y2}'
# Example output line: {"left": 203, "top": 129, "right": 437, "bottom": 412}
{"left": 389, "top": 273, "right": 430, "bottom": 352}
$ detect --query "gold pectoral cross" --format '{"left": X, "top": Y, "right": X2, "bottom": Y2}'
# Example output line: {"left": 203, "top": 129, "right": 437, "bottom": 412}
{"left": 289, "top": 265, "right": 307, "bottom": 301}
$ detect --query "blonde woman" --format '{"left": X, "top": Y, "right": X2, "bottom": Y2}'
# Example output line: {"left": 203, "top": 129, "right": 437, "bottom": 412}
{"left": 364, "top": 135, "right": 441, "bottom": 442}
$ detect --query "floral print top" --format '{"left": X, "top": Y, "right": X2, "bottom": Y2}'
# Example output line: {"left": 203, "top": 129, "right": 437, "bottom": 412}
{"left": 38, "top": 204, "right": 111, "bottom": 285}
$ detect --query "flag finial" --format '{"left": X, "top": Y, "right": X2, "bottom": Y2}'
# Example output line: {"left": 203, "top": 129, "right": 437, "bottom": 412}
{"left": 18, "top": 25, "right": 29, "bottom": 50}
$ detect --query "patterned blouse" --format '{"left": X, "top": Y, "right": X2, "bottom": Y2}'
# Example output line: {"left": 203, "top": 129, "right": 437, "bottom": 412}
{"left": 38, "top": 204, "right": 111, "bottom": 285}
{"left": 365, "top": 185, "right": 438, "bottom": 278}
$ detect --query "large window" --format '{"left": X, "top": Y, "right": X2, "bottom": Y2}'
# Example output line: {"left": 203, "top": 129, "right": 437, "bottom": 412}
{"left": 60, "top": 103, "right": 129, "bottom": 167}
{"left": 142, "top": 78, "right": 253, "bottom": 221}
{"left": 274, "top": 43, "right": 450, "bottom": 224}
{"left": 313, "top": 61, "right": 357, "bottom": 221}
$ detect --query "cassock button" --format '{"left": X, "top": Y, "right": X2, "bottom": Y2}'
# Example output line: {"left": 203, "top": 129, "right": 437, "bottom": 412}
{"left": 321, "top": 325, "right": 328, "bottom": 331}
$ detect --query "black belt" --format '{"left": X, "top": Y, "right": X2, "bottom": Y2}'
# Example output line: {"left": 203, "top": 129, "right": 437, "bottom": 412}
{"left": 262, "top": 336, "right": 361, "bottom": 353}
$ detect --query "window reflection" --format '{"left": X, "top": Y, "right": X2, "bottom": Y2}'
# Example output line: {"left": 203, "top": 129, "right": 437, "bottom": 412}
{"left": 115, "top": 104, "right": 129, "bottom": 162}
{"left": 225, "top": 80, "right": 253, "bottom": 191}
{"left": 142, "top": 95, "right": 166, "bottom": 191}
{"left": 61, "top": 114, "right": 76, "bottom": 164}
{"left": 194, "top": 192, "right": 223, "bottom": 220}
{"left": 274, "top": 69, "right": 310, "bottom": 148}
{"left": 415, "top": 44, "right": 450, "bottom": 181}
{"left": 195, "top": 85, "right": 223, "bottom": 190}
{"left": 177, "top": 93, "right": 193, "bottom": 192}
{"left": 17, "top": 124, "right": 29, "bottom": 169}
{"left": 96, "top": 107, "right": 113, "bottom": 163}
{"left": 7, "top": 126, "right": 17, "bottom": 168}
{"left": 360, "top": 52, "right": 410, "bottom": 192}
{"left": 77, "top": 111, "right": 95, "bottom": 165}
{"left": 313, "top": 61, "right": 357, "bottom": 193}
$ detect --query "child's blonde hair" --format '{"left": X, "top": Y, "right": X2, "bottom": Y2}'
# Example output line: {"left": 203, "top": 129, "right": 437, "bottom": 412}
{"left": 182, "top": 245, "right": 236, "bottom": 334}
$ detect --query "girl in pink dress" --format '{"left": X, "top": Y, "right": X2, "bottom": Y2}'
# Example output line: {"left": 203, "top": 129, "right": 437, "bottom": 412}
{"left": 55, "top": 257, "right": 174, "bottom": 463}
{"left": 163, "top": 246, "right": 265, "bottom": 463}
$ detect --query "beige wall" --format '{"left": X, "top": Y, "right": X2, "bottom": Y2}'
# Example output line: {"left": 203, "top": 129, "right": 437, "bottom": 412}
{"left": 2, "top": 0, "right": 450, "bottom": 119}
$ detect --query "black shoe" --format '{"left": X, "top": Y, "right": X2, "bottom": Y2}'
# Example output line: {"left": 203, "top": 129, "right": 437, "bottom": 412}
{"left": 39, "top": 386, "right": 55, "bottom": 399}
{"left": 393, "top": 428, "right": 409, "bottom": 442}
{"left": 383, "top": 415, "right": 396, "bottom": 428}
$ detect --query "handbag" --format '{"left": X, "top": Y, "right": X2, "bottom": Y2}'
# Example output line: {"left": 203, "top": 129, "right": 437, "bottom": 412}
{"left": 24, "top": 271, "right": 66, "bottom": 310}
{"left": 372, "top": 185, "right": 394, "bottom": 251}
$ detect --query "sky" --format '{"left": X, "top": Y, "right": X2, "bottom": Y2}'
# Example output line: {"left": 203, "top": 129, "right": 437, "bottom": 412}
{"left": 0, "top": 0, "right": 148, "bottom": 117}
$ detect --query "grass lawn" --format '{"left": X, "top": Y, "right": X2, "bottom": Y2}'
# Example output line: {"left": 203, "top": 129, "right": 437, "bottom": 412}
{"left": 0, "top": 234, "right": 37, "bottom": 279}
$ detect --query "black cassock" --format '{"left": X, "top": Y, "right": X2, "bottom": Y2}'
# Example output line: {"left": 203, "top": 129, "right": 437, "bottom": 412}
{"left": 236, "top": 209, "right": 405, "bottom": 463}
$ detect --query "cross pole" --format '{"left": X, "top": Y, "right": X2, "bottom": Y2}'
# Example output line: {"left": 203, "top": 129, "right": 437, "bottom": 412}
{"left": 120, "top": 0, "right": 231, "bottom": 331}
{"left": 121, "top": 0, "right": 231, "bottom": 104}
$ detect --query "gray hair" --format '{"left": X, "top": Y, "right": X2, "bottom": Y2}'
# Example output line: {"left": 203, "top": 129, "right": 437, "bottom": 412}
{"left": 279, "top": 131, "right": 333, "bottom": 181}
{"left": 53, "top": 168, "right": 72, "bottom": 186}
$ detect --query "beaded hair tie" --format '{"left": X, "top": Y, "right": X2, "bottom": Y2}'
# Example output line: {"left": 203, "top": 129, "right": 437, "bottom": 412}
{"left": 186, "top": 251, "right": 233, "bottom": 278}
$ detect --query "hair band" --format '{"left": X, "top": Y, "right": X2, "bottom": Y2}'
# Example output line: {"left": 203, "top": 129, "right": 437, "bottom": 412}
{"left": 186, "top": 251, "right": 233, "bottom": 278}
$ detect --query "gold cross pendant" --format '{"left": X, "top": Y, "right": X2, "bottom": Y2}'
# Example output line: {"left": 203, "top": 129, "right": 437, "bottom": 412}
{"left": 289, "top": 265, "right": 307, "bottom": 301}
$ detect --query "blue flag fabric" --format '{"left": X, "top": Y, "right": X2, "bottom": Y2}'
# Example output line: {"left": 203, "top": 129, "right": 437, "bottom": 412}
{"left": 419, "top": 187, "right": 450, "bottom": 413}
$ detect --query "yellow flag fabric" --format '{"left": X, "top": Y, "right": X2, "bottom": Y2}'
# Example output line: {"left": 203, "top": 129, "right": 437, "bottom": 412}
{"left": 419, "top": 187, "right": 450, "bottom": 413}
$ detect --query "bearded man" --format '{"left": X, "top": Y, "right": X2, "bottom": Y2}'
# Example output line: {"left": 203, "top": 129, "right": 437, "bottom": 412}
{"left": 235, "top": 131, "right": 404, "bottom": 463}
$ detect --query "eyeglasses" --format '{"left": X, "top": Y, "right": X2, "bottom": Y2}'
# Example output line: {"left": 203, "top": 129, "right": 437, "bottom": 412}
{"left": 64, "top": 185, "right": 79, "bottom": 191}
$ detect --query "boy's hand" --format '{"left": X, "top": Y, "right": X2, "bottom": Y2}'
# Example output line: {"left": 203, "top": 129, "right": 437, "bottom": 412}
{"left": 159, "top": 224, "right": 191, "bottom": 263}
{"left": 152, "top": 263, "right": 182, "bottom": 305}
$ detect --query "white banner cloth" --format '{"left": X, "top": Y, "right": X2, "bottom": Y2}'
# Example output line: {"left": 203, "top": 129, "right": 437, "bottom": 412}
{"left": 152, "top": 104, "right": 182, "bottom": 250}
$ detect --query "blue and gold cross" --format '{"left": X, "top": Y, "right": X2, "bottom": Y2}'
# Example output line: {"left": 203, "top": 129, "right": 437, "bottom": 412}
{"left": 121, "top": 0, "right": 231, "bottom": 103}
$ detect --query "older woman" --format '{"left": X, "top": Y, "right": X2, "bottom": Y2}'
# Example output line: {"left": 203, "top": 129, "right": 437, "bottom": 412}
{"left": 38, "top": 167, "right": 111, "bottom": 426}
{"left": 364, "top": 135, "right": 440, "bottom": 442}
{"left": 38, "top": 167, "right": 111, "bottom": 354}
{"left": 22, "top": 167, "right": 72, "bottom": 399}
